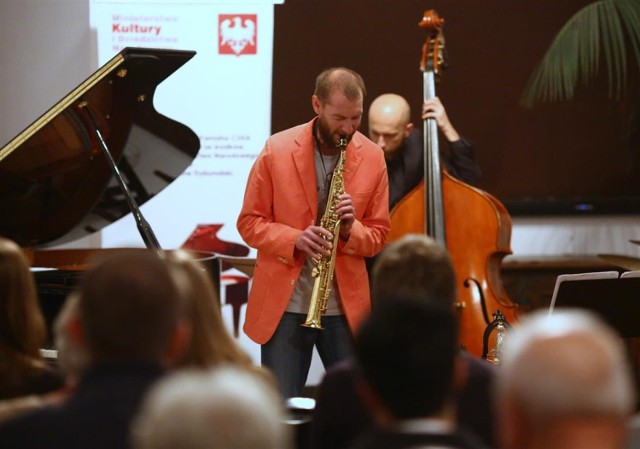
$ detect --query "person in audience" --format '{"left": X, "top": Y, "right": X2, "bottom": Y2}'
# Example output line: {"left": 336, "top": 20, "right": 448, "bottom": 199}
{"left": 496, "top": 309, "right": 635, "bottom": 449}
{"left": 310, "top": 234, "right": 496, "bottom": 449}
{"left": 0, "top": 292, "right": 88, "bottom": 422}
{"left": 164, "top": 249, "right": 274, "bottom": 385}
{"left": 131, "top": 366, "right": 293, "bottom": 449}
{"left": 0, "top": 237, "right": 64, "bottom": 400}
{"left": 352, "top": 297, "right": 488, "bottom": 449}
{"left": 0, "top": 250, "right": 190, "bottom": 449}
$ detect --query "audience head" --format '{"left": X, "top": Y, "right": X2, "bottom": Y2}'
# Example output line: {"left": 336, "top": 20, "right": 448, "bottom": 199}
{"left": 368, "top": 93, "right": 413, "bottom": 160}
{"left": 164, "top": 250, "right": 252, "bottom": 368}
{"left": 75, "top": 250, "right": 186, "bottom": 365}
{"left": 496, "top": 309, "right": 635, "bottom": 449}
{"left": 354, "top": 297, "right": 458, "bottom": 425}
{"left": 371, "top": 234, "right": 456, "bottom": 309}
{"left": 0, "top": 237, "right": 47, "bottom": 367}
{"left": 132, "top": 366, "right": 292, "bottom": 449}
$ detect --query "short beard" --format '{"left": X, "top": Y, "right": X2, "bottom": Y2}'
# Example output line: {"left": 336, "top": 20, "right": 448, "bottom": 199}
{"left": 316, "top": 118, "right": 350, "bottom": 149}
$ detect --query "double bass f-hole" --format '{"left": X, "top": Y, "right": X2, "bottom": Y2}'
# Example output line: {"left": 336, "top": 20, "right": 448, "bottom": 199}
{"left": 455, "top": 279, "right": 493, "bottom": 327}
{"left": 463, "top": 278, "right": 491, "bottom": 325}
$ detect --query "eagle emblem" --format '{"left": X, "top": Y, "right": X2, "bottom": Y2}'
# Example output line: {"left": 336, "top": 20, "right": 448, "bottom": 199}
{"left": 219, "top": 15, "right": 257, "bottom": 55}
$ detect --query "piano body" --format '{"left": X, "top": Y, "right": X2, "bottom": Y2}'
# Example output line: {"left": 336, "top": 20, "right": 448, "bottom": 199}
{"left": 0, "top": 47, "right": 218, "bottom": 344}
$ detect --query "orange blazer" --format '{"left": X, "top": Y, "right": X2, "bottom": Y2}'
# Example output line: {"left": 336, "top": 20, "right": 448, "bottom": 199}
{"left": 237, "top": 119, "right": 390, "bottom": 344}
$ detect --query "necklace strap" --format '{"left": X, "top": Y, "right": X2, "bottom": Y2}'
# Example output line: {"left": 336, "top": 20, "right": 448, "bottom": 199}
{"left": 313, "top": 120, "right": 330, "bottom": 179}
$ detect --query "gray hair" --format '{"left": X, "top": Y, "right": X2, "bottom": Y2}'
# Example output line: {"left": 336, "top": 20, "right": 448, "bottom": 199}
{"left": 132, "top": 366, "right": 293, "bottom": 449}
{"left": 497, "top": 309, "right": 635, "bottom": 422}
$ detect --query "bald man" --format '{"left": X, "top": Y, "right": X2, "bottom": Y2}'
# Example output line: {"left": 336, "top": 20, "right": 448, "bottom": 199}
{"left": 368, "top": 94, "right": 481, "bottom": 210}
{"left": 496, "top": 309, "right": 636, "bottom": 449}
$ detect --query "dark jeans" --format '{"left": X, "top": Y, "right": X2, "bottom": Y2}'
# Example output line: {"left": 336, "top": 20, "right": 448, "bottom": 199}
{"left": 262, "top": 312, "right": 352, "bottom": 398}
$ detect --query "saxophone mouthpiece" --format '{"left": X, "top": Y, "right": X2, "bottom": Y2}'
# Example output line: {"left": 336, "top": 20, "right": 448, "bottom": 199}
{"left": 337, "top": 136, "right": 348, "bottom": 149}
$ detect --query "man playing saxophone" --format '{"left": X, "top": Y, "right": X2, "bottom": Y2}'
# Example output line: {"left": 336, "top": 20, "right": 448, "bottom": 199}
{"left": 237, "top": 67, "right": 390, "bottom": 398}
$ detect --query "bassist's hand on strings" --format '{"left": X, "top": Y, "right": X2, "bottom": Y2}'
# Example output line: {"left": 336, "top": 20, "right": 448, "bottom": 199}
{"left": 335, "top": 193, "right": 355, "bottom": 240}
{"left": 422, "top": 97, "right": 461, "bottom": 142}
{"left": 295, "top": 225, "right": 332, "bottom": 261}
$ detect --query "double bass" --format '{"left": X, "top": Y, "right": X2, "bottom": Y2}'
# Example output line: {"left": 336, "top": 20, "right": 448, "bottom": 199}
{"left": 388, "top": 10, "right": 519, "bottom": 357}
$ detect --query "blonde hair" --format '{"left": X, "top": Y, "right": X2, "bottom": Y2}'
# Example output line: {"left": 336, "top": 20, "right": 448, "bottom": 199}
{"left": 498, "top": 309, "right": 635, "bottom": 422}
{"left": 0, "top": 237, "right": 48, "bottom": 377}
{"left": 165, "top": 251, "right": 273, "bottom": 384}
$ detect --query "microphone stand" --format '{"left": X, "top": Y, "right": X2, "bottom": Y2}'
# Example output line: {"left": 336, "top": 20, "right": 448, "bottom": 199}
{"left": 78, "top": 102, "right": 161, "bottom": 252}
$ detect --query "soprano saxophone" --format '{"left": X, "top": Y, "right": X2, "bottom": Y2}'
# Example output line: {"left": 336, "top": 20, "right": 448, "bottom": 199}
{"left": 301, "top": 136, "right": 348, "bottom": 329}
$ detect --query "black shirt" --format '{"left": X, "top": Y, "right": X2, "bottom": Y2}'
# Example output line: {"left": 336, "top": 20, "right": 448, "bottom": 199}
{"left": 386, "top": 128, "right": 481, "bottom": 210}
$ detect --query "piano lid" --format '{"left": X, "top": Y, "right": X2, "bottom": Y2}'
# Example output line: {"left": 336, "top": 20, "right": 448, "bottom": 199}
{"left": 0, "top": 47, "right": 199, "bottom": 248}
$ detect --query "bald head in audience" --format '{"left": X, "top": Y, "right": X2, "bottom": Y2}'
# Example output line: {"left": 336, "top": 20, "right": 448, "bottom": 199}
{"left": 496, "top": 309, "right": 635, "bottom": 449}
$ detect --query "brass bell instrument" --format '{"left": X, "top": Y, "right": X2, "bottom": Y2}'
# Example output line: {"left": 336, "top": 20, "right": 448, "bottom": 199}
{"left": 482, "top": 310, "right": 511, "bottom": 365}
{"left": 301, "top": 136, "right": 348, "bottom": 329}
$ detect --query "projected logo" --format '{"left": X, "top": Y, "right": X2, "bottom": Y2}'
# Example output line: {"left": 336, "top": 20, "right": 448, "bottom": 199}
{"left": 218, "top": 14, "right": 257, "bottom": 56}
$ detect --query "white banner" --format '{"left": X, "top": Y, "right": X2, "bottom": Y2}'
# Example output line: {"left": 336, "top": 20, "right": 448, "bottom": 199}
{"left": 90, "top": 0, "right": 279, "bottom": 253}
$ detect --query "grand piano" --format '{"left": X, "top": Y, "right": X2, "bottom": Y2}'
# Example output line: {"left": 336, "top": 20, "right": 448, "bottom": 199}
{"left": 0, "top": 47, "right": 218, "bottom": 343}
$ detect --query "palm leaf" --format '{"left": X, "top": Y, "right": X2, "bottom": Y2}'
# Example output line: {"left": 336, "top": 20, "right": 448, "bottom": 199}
{"left": 521, "top": 0, "right": 640, "bottom": 107}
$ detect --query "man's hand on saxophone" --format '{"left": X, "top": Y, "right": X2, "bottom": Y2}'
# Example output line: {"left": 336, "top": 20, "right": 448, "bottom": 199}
{"left": 335, "top": 193, "right": 355, "bottom": 240}
{"left": 295, "top": 191, "right": 355, "bottom": 260}
{"left": 295, "top": 225, "right": 333, "bottom": 261}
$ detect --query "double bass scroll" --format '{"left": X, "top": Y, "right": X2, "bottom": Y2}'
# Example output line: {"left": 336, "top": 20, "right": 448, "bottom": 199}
{"left": 388, "top": 9, "right": 520, "bottom": 357}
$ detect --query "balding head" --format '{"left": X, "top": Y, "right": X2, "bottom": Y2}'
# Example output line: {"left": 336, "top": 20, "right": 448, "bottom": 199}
{"left": 314, "top": 67, "right": 366, "bottom": 104}
{"left": 368, "top": 93, "right": 413, "bottom": 160}
{"left": 497, "top": 309, "right": 635, "bottom": 448}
